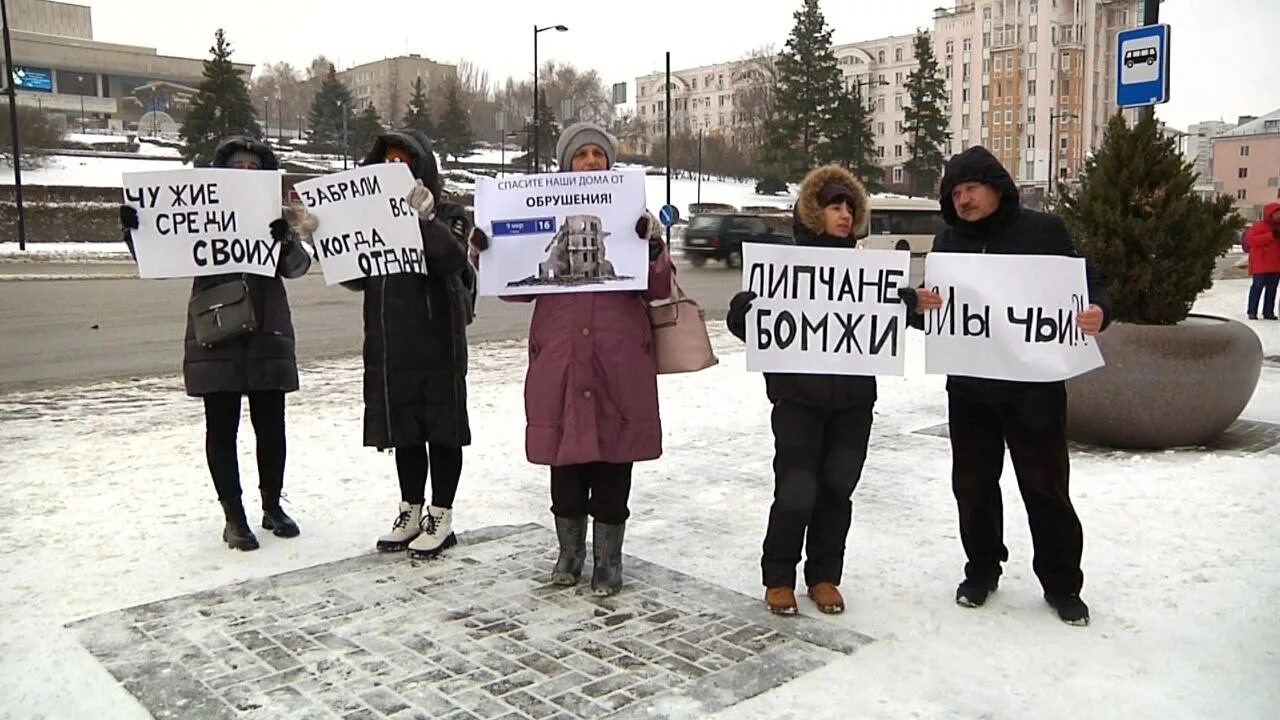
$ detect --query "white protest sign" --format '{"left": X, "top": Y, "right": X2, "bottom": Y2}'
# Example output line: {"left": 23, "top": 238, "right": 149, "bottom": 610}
{"left": 922, "top": 253, "right": 1104, "bottom": 382}
{"left": 743, "top": 244, "right": 911, "bottom": 376}
{"left": 122, "top": 168, "right": 282, "bottom": 279}
{"left": 295, "top": 163, "right": 425, "bottom": 285}
{"left": 473, "top": 170, "right": 648, "bottom": 296}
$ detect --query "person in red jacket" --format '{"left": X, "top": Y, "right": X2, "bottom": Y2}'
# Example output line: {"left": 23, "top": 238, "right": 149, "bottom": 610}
{"left": 1245, "top": 202, "right": 1280, "bottom": 320}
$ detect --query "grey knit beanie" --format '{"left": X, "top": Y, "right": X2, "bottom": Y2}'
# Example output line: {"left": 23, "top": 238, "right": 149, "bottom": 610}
{"left": 555, "top": 121, "right": 617, "bottom": 172}
{"left": 227, "top": 149, "right": 262, "bottom": 168}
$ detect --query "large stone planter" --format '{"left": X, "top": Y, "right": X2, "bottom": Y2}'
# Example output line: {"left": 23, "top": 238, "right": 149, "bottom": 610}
{"left": 1065, "top": 314, "right": 1263, "bottom": 449}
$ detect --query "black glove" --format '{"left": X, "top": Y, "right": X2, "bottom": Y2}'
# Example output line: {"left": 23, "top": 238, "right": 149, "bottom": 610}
{"left": 469, "top": 227, "right": 490, "bottom": 252}
{"left": 119, "top": 205, "right": 138, "bottom": 231}
{"left": 897, "top": 287, "right": 920, "bottom": 315}
{"left": 635, "top": 216, "right": 651, "bottom": 239}
{"left": 648, "top": 237, "right": 664, "bottom": 261}
{"left": 448, "top": 215, "right": 469, "bottom": 244}
{"left": 269, "top": 218, "right": 291, "bottom": 244}
{"left": 726, "top": 290, "right": 757, "bottom": 341}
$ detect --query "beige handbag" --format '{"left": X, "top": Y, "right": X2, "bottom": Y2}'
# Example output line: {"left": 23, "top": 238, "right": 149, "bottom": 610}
{"left": 647, "top": 273, "right": 719, "bottom": 374}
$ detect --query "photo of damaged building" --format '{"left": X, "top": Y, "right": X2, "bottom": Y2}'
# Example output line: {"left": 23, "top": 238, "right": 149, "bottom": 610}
{"left": 508, "top": 214, "right": 632, "bottom": 288}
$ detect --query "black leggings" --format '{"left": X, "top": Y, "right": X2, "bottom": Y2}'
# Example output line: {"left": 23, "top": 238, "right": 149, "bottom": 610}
{"left": 550, "top": 462, "right": 633, "bottom": 524}
{"left": 395, "top": 444, "right": 463, "bottom": 508}
{"left": 203, "top": 391, "right": 286, "bottom": 502}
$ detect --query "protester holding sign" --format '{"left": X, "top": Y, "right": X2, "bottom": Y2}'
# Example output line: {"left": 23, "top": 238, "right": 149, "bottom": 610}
{"left": 901, "top": 146, "right": 1108, "bottom": 626}
{"left": 725, "top": 165, "right": 878, "bottom": 616}
{"left": 118, "top": 136, "right": 311, "bottom": 552}
{"left": 301, "top": 129, "right": 475, "bottom": 560}
{"left": 469, "top": 121, "right": 672, "bottom": 596}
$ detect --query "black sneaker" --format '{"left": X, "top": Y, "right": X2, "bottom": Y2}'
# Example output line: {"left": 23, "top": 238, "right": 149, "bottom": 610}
{"left": 955, "top": 577, "right": 998, "bottom": 608}
{"left": 1045, "top": 592, "right": 1090, "bottom": 626}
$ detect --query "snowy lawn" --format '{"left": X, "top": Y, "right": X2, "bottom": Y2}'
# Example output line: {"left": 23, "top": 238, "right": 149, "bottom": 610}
{"left": 0, "top": 279, "right": 1275, "bottom": 719}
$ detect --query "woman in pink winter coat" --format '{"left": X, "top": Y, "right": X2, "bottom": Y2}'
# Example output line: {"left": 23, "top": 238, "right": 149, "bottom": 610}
{"left": 470, "top": 121, "right": 672, "bottom": 595}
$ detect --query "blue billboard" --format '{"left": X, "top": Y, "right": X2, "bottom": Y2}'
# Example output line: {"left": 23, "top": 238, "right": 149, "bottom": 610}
{"left": 12, "top": 66, "right": 53, "bottom": 93}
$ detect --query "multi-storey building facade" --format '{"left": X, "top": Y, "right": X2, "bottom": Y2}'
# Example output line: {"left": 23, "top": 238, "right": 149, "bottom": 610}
{"left": 336, "top": 55, "right": 456, "bottom": 126}
{"left": 635, "top": 0, "right": 1138, "bottom": 193}
{"left": 1212, "top": 109, "right": 1280, "bottom": 220}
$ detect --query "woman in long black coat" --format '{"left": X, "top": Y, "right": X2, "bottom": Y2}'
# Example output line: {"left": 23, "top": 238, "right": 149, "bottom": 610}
{"left": 121, "top": 136, "right": 311, "bottom": 552}
{"left": 309, "top": 129, "right": 474, "bottom": 559}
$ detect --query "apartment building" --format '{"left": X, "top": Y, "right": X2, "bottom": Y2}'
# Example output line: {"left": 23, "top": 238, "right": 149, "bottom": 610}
{"left": 635, "top": 0, "right": 1139, "bottom": 192}
{"left": 336, "top": 55, "right": 456, "bottom": 125}
{"left": 1212, "top": 109, "right": 1280, "bottom": 220}
{"left": 934, "top": 0, "right": 1140, "bottom": 188}
{"left": 1187, "top": 120, "right": 1235, "bottom": 193}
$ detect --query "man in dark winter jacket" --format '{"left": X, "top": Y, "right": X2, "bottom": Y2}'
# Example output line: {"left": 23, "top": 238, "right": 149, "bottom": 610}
{"left": 726, "top": 165, "right": 877, "bottom": 616}
{"left": 301, "top": 129, "right": 474, "bottom": 560}
{"left": 901, "top": 146, "right": 1109, "bottom": 626}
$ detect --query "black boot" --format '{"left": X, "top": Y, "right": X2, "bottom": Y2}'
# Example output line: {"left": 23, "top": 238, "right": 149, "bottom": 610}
{"left": 591, "top": 520, "right": 625, "bottom": 597}
{"left": 551, "top": 515, "right": 588, "bottom": 586}
{"left": 261, "top": 490, "right": 300, "bottom": 538}
{"left": 220, "top": 499, "right": 260, "bottom": 551}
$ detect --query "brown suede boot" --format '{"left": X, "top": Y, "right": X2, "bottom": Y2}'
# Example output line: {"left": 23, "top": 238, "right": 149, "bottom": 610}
{"left": 765, "top": 587, "right": 798, "bottom": 615}
{"left": 807, "top": 582, "right": 845, "bottom": 614}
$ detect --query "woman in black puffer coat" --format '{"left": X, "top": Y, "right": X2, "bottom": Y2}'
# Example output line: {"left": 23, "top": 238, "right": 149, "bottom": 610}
{"left": 120, "top": 136, "right": 311, "bottom": 552}
{"left": 305, "top": 129, "right": 475, "bottom": 560}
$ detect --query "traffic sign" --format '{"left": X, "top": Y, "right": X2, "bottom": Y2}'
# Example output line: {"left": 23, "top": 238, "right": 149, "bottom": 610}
{"left": 1116, "top": 24, "right": 1171, "bottom": 108}
{"left": 659, "top": 204, "right": 680, "bottom": 227}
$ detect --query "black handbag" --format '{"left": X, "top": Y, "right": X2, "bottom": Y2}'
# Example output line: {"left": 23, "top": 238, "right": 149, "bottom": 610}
{"left": 188, "top": 277, "right": 257, "bottom": 348}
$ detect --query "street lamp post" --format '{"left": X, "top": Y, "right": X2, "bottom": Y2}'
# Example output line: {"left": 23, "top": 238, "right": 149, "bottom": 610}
{"left": 276, "top": 93, "right": 282, "bottom": 144}
{"left": 1048, "top": 108, "right": 1079, "bottom": 198}
{"left": 533, "top": 23, "right": 568, "bottom": 173}
{"left": 263, "top": 96, "right": 270, "bottom": 144}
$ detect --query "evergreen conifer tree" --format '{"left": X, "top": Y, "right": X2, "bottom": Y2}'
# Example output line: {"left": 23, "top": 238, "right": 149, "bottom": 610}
{"left": 179, "top": 30, "right": 260, "bottom": 166}
{"left": 903, "top": 31, "right": 951, "bottom": 196}
{"left": 1059, "top": 113, "right": 1244, "bottom": 324}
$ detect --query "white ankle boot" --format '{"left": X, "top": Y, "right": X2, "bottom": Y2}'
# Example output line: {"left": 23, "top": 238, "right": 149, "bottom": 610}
{"left": 407, "top": 505, "right": 457, "bottom": 559}
{"left": 376, "top": 502, "right": 422, "bottom": 552}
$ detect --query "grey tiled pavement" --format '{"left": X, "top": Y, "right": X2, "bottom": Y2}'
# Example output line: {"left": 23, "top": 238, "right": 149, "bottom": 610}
{"left": 69, "top": 524, "right": 872, "bottom": 720}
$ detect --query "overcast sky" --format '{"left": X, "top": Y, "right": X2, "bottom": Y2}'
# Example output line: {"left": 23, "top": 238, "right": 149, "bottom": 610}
{"left": 85, "top": 0, "right": 1278, "bottom": 132}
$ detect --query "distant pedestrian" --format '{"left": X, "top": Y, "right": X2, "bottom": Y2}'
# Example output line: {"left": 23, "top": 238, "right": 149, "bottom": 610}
{"left": 1244, "top": 202, "right": 1280, "bottom": 320}
{"left": 119, "top": 136, "right": 310, "bottom": 551}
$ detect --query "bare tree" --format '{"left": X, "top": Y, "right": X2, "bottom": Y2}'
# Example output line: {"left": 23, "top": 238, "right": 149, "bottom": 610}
{"left": 731, "top": 45, "right": 779, "bottom": 157}
{"left": 251, "top": 62, "right": 308, "bottom": 140}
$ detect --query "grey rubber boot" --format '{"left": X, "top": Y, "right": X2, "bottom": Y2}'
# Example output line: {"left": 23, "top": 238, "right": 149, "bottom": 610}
{"left": 551, "top": 515, "right": 588, "bottom": 586}
{"left": 590, "top": 520, "right": 625, "bottom": 596}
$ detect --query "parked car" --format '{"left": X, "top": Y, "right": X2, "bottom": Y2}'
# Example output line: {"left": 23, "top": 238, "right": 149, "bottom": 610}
{"left": 682, "top": 213, "right": 793, "bottom": 268}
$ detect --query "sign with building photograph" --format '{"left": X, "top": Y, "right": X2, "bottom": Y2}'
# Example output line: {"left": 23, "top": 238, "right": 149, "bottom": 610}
{"left": 473, "top": 171, "right": 648, "bottom": 297}
{"left": 922, "top": 254, "right": 1104, "bottom": 382}
{"left": 12, "top": 66, "right": 53, "bottom": 93}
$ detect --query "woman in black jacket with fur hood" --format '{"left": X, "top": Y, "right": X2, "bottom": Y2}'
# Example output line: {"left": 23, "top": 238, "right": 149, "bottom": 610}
{"left": 726, "top": 165, "right": 877, "bottom": 617}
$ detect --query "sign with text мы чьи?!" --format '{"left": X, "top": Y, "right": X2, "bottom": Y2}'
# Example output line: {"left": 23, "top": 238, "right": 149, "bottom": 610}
{"left": 922, "top": 253, "right": 1104, "bottom": 382}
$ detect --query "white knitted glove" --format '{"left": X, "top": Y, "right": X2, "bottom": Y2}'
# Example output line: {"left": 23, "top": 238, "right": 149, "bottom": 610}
{"left": 405, "top": 179, "right": 436, "bottom": 220}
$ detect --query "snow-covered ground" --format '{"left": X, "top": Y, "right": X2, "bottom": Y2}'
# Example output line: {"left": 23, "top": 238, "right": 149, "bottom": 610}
{"left": 0, "top": 154, "right": 186, "bottom": 187}
{"left": 0, "top": 279, "right": 1276, "bottom": 719}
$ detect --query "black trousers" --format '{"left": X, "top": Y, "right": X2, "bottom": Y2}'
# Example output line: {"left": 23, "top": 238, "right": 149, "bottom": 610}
{"left": 203, "top": 391, "right": 286, "bottom": 502}
{"left": 948, "top": 387, "right": 1084, "bottom": 595}
{"left": 550, "top": 462, "right": 633, "bottom": 525}
{"left": 761, "top": 401, "right": 873, "bottom": 589}
{"left": 395, "top": 444, "right": 463, "bottom": 508}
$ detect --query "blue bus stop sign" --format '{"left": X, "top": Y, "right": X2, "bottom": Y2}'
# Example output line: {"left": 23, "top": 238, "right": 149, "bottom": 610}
{"left": 1116, "top": 24, "right": 1171, "bottom": 108}
{"left": 659, "top": 204, "right": 680, "bottom": 227}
